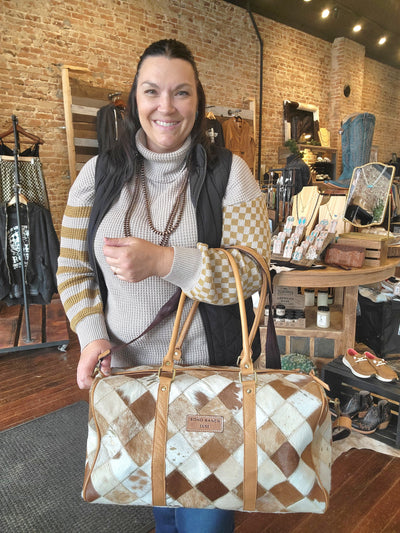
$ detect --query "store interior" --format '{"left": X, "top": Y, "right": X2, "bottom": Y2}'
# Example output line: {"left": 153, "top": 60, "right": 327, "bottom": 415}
{"left": 1, "top": 1, "right": 400, "bottom": 532}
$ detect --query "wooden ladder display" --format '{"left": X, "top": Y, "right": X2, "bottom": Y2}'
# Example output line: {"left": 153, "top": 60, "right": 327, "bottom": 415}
{"left": 61, "top": 65, "right": 129, "bottom": 182}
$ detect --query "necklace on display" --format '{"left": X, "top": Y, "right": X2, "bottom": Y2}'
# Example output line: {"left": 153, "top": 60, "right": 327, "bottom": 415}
{"left": 295, "top": 188, "right": 321, "bottom": 227}
{"left": 361, "top": 166, "right": 386, "bottom": 189}
{"left": 124, "top": 160, "right": 189, "bottom": 246}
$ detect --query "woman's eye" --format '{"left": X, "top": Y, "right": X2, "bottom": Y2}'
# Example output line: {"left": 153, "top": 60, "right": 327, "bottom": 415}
{"left": 176, "top": 90, "right": 190, "bottom": 97}
{"left": 144, "top": 89, "right": 157, "bottom": 95}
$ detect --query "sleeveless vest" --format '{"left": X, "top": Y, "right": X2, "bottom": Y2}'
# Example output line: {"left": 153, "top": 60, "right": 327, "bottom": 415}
{"left": 88, "top": 144, "right": 260, "bottom": 366}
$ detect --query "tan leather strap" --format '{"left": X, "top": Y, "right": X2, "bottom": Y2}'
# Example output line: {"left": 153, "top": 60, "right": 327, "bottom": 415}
{"left": 219, "top": 248, "right": 260, "bottom": 510}
{"left": 151, "top": 374, "right": 173, "bottom": 506}
{"left": 226, "top": 245, "right": 269, "bottom": 363}
{"left": 242, "top": 379, "right": 257, "bottom": 511}
{"left": 174, "top": 299, "right": 200, "bottom": 360}
{"left": 219, "top": 248, "right": 252, "bottom": 370}
{"left": 332, "top": 415, "right": 352, "bottom": 441}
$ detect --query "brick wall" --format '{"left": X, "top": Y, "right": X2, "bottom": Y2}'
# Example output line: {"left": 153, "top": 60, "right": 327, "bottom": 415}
{"left": 1, "top": 0, "right": 399, "bottom": 233}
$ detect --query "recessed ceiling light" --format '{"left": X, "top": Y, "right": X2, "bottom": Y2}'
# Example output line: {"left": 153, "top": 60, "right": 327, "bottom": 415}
{"left": 304, "top": 0, "right": 312, "bottom": 2}
{"left": 321, "top": 9, "right": 330, "bottom": 18}
{"left": 353, "top": 24, "right": 362, "bottom": 32}
{"left": 378, "top": 36, "right": 387, "bottom": 45}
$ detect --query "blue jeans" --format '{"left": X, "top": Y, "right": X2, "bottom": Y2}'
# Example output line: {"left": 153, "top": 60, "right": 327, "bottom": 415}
{"left": 153, "top": 507, "right": 235, "bottom": 533}
{"left": 337, "top": 112, "right": 376, "bottom": 186}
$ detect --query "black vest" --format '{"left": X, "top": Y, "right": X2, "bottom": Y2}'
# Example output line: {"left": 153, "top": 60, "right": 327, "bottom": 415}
{"left": 88, "top": 144, "right": 260, "bottom": 366}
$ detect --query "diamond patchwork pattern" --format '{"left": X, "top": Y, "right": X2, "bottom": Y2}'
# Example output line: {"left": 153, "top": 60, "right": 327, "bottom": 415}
{"left": 84, "top": 368, "right": 331, "bottom": 513}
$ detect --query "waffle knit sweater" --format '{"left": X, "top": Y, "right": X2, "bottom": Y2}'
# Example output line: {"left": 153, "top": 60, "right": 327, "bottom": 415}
{"left": 57, "top": 130, "right": 270, "bottom": 367}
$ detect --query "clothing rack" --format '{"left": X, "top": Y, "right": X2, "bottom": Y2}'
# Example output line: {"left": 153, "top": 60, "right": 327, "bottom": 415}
{"left": 0, "top": 116, "right": 69, "bottom": 354}
{"left": 9, "top": 116, "right": 31, "bottom": 341}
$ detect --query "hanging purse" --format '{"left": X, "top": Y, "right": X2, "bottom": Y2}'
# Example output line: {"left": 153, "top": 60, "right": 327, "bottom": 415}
{"left": 82, "top": 245, "right": 332, "bottom": 513}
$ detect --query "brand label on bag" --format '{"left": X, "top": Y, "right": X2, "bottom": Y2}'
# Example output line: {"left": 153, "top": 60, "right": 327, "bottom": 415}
{"left": 186, "top": 415, "right": 224, "bottom": 433}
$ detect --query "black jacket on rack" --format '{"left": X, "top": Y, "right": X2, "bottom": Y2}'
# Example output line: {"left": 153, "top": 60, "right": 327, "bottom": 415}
{"left": 0, "top": 202, "right": 59, "bottom": 305}
{"left": 96, "top": 104, "right": 125, "bottom": 153}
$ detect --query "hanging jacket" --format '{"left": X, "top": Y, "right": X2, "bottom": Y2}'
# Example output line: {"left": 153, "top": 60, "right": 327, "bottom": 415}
{"left": 88, "top": 144, "right": 261, "bottom": 366}
{"left": 222, "top": 117, "right": 256, "bottom": 172}
{"left": 96, "top": 104, "right": 125, "bottom": 153}
{"left": 0, "top": 202, "right": 59, "bottom": 305}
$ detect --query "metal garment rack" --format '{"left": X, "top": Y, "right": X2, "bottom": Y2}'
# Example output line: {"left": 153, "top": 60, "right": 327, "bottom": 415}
{"left": 10, "top": 115, "right": 32, "bottom": 342}
{"left": 0, "top": 115, "right": 69, "bottom": 354}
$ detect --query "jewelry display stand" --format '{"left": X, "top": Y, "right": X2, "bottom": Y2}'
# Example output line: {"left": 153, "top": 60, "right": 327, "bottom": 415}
{"left": 291, "top": 186, "right": 323, "bottom": 235}
{"left": 319, "top": 195, "right": 352, "bottom": 235}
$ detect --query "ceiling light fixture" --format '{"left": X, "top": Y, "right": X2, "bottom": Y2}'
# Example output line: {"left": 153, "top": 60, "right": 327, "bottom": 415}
{"left": 378, "top": 36, "right": 387, "bottom": 45}
{"left": 321, "top": 9, "right": 330, "bottom": 18}
{"left": 353, "top": 24, "right": 362, "bottom": 32}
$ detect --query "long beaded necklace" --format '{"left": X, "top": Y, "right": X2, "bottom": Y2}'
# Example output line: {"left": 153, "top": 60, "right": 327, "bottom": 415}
{"left": 123, "top": 160, "right": 189, "bottom": 246}
{"left": 295, "top": 188, "right": 321, "bottom": 227}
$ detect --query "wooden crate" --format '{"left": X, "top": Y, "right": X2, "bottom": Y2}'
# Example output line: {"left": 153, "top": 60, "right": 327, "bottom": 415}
{"left": 321, "top": 356, "right": 400, "bottom": 448}
{"left": 337, "top": 233, "right": 390, "bottom": 266}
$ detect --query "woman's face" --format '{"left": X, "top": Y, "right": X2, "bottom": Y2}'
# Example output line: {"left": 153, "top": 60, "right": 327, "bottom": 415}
{"left": 136, "top": 56, "right": 198, "bottom": 153}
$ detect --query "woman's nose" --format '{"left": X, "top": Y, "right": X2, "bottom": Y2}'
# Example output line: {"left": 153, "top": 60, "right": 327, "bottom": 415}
{"left": 158, "top": 93, "right": 174, "bottom": 113}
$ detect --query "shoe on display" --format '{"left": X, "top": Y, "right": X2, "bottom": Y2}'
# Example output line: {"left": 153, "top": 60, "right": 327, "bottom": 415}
{"left": 364, "top": 352, "right": 399, "bottom": 382}
{"left": 352, "top": 400, "right": 392, "bottom": 434}
{"left": 341, "top": 390, "right": 374, "bottom": 418}
{"left": 343, "top": 349, "right": 376, "bottom": 379}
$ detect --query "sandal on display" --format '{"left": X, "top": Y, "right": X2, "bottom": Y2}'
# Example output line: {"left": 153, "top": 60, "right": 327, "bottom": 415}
{"left": 352, "top": 400, "right": 392, "bottom": 434}
{"left": 342, "top": 349, "right": 376, "bottom": 379}
{"left": 364, "top": 352, "right": 399, "bottom": 382}
{"left": 341, "top": 390, "right": 374, "bottom": 418}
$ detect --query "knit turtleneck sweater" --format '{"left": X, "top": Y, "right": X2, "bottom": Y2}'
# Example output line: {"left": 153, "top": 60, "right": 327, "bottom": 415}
{"left": 57, "top": 129, "right": 270, "bottom": 368}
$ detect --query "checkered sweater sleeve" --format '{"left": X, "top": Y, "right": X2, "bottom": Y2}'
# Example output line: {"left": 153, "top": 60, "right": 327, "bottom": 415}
{"left": 165, "top": 155, "right": 271, "bottom": 304}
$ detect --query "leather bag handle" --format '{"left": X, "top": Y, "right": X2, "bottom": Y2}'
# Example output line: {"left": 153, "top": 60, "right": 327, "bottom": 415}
{"left": 159, "top": 245, "right": 270, "bottom": 376}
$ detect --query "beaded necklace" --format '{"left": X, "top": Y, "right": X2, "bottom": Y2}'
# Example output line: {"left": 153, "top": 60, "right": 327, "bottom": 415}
{"left": 123, "top": 160, "right": 189, "bottom": 246}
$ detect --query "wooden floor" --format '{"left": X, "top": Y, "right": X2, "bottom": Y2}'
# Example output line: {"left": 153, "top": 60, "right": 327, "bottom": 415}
{"left": 1, "top": 327, "right": 400, "bottom": 532}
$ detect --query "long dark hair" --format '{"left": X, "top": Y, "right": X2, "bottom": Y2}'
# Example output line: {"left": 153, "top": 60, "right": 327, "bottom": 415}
{"left": 105, "top": 39, "right": 208, "bottom": 184}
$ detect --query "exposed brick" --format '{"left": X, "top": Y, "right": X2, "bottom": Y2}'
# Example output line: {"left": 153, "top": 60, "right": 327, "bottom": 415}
{"left": 0, "top": 0, "right": 398, "bottom": 235}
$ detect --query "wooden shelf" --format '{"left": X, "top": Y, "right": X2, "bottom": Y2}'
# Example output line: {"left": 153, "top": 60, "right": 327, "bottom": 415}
{"left": 273, "top": 304, "right": 343, "bottom": 336}
{"left": 260, "top": 258, "right": 400, "bottom": 362}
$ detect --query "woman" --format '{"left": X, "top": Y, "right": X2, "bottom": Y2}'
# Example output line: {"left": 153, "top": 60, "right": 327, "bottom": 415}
{"left": 57, "top": 39, "right": 270, "bottom": 533}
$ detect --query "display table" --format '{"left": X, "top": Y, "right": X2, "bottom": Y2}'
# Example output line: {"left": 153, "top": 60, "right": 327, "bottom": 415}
{"left": 260, "top": 258, "right": 399, "bottom": 363}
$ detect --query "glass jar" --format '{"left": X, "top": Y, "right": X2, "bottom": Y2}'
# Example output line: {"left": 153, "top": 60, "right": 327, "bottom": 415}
{"left": 304, "top": 289, "right": 315, "bottom": 307}
{"left": 317, "top": 289, "right": 329, "bottom": 307}
{"left": 275, "top": 304, "right": 286, "bottom": 318}
{"left": 317, "top": 306, "right": 330, "bottom": 328}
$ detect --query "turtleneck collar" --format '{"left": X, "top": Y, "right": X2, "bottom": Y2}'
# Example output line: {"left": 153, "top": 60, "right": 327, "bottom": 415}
{"left": 135, "top": 129, "right": 191, "bottom": 183}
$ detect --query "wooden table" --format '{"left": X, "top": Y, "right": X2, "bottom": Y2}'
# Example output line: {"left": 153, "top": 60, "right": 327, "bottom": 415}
{"left": 262, "top": 258, "right": 399, "bottom": 362}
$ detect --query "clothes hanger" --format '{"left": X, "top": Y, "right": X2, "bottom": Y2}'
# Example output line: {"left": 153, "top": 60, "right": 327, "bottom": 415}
{"left": 7, "top": 193, "right": 28, "bottom": 206}
{"left": 108, "top": 92, "right": 126, "bottom": 109}
{"left": 0, "top": 124, "right": 44, "bottom": 144}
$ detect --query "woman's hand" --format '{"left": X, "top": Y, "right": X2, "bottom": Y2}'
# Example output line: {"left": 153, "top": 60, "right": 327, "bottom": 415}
{"left": 103, "top": 236, "right": 174, "bottom": 282}
{"left": 77, "top": 339, "right": 112, "bottom": 389}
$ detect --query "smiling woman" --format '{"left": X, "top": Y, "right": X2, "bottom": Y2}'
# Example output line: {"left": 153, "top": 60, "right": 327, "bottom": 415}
{"left": 57, "top": 38, "right": 271, "bottom": 533}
